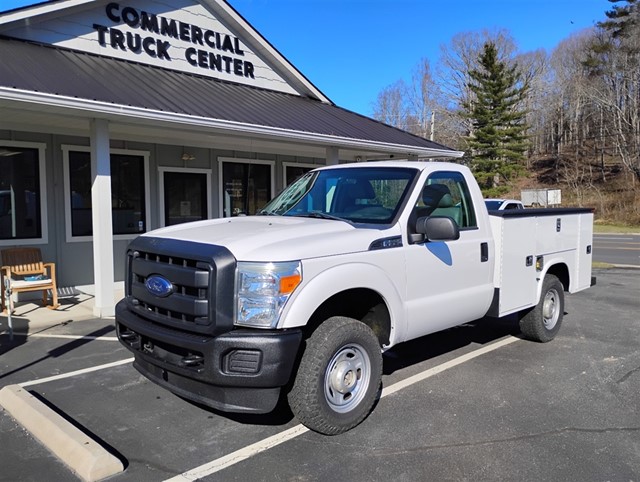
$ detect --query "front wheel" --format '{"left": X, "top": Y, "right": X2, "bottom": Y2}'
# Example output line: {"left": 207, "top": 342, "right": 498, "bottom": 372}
{"left": 519, "top": 274, "right": 565, "bottom": 343}
{"left": 288, "top": 316, "right": 383, "bottom": 435}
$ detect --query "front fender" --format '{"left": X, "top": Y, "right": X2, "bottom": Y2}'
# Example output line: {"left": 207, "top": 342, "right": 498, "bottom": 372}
{"left": 278, "top": 261, "right": 406, "bottom": 347}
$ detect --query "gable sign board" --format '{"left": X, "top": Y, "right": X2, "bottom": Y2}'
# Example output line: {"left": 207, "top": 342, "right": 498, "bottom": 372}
{"left": 3, "top": 0, "right": 297, "bottom": 94}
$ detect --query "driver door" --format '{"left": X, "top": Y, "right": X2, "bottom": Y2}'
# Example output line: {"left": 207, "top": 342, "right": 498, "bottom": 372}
{"left": 403, "top": 170, "right": 494, "bottom": 341}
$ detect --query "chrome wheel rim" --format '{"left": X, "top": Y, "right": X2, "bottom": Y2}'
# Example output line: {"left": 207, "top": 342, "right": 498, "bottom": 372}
{"left": 324, "top": 343, "right": 371, "bottom": 413}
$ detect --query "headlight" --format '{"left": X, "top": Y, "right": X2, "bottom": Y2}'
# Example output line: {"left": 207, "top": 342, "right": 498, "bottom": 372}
{"left": 235, "top": 261, "right": 302, "bottom": 328}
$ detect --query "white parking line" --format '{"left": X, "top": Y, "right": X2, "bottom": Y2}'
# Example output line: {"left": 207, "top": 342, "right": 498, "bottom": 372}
{"left": 28, "top": 334, "right": 119, "bottom": 341}
{"left": 165, "top": 335, "right": 520, "bottom": 482}
{"left": 165, "top": 425, "right": 311, "bottom": 482}
{"left": 18, "top": 358, "right": 134, "bottom": 387}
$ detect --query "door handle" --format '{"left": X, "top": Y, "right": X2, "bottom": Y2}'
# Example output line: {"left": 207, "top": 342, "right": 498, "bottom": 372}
{"left": 481, "top": 242, "right": 489, "bottom": 262}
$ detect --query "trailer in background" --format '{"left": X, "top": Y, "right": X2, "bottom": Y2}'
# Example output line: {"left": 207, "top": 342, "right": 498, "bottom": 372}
{"left": 521, "top": 188, "right": 562, "bottom": 207}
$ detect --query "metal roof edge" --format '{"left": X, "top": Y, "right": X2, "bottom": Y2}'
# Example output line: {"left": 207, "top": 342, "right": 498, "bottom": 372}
{"left": 0, "top": 0, "right": 95, "bottom": 25}
{"left": 0, "top": 88, "right": 463, "bottom": 159}
{"left": 330, "top": 103, "right": 463, "bottom": 154}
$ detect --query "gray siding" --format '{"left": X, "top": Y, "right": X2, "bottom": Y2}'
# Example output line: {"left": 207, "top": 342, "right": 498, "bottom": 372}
{"left": 1, "top": 129, "right": 323, "bottom": 287}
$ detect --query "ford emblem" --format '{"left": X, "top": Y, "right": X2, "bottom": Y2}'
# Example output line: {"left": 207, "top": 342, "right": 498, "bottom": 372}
{"left": 145, "top": 275, "right": 173, "bottom": 298}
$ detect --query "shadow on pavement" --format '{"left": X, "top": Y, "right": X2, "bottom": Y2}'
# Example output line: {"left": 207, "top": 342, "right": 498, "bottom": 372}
{"left": 0, "top": 313, "right": 31, "bottom": 356}
{"left": 0, "top": 325, "right": 116, "bottom": 380}
{"left": 382, "top": 315, "right": 522, "bottom": 375}
{"left": 179, "top": 315, "right": 525, "bottom": 429}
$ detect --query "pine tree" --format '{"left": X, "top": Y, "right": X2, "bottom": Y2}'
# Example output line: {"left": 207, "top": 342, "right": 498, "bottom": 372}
{"left": 599, "top": 0, "right": 639, "bottom": 40}
{"left": 585, "top": 0, "right": 639, "bottom": 67}
{"left": 464, "top": 41, "right": 529, "bottom": 195}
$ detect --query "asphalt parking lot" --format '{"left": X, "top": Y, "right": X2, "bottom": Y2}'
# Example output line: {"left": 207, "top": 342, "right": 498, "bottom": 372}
{"left": 1, "top": 268, "right": 639, "bottom": 482}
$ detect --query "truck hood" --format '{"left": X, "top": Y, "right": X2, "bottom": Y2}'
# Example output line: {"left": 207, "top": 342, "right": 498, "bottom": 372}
{"left": 144, "top": 216, "right": 395, "bottom": 261}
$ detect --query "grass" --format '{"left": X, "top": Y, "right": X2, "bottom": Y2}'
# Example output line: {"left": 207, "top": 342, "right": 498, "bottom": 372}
{"left": 592, "top": 261, "right": 616, "bottom": 269}
{"left": 593, "top": 223, "right": 640, "bottom": 234}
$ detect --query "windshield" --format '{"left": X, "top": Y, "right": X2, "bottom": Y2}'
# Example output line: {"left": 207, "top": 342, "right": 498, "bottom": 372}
{"left": 484, "top": 200, "right": 503, "bottom": 210}
{"left": 260, "top": 167, "right": 417, "bottom": 224}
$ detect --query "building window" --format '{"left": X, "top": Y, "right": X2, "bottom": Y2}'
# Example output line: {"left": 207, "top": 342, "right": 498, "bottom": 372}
{"left": 220, "top": 159, "right": 274, "bottom": 217}
{"left": 283, "top": 162, "right": 317, "bottom": 187}
{"left": 65, "top": 148, "right": 148, "bottom": 238}
{"left": 0, "top": 143, "right": 45, "bottom": 242}
{"left": 159, "top": 168, "right": 211, "bottom": 227}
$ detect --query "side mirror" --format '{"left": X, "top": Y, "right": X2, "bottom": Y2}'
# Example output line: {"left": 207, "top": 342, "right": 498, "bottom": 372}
{"left": 415, "top": 216, "right": 460, "bottom": 241}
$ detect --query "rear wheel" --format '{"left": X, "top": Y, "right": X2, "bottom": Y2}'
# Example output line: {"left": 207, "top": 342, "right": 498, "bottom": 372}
{"left": 519, "top": 274, "right": 564, "bottom": 342}
{"left": 288, "top": 316, "right": 382, "bottom": 435}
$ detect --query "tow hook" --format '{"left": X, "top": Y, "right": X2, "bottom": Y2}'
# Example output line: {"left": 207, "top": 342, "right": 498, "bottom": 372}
{"left": 182, "top": 354, "right": 204, "bottom": 367}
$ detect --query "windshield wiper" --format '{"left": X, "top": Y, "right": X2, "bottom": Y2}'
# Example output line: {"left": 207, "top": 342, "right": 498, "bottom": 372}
{"left": 257, "top": 209, "right": 280, "bottom": 216}
{"left": 295, "top": 212, "right": 351, "bottom": 223}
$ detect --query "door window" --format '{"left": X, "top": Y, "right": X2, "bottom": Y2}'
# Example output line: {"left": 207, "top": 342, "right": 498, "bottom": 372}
{"left": 414, "top": 171, "right": 477, "bottom": 229}
{"left": 221, "top": 160, "right": 273, "bottom": 217}
{"left": 162, "top": 170, "right": 209, "bottom": 226}
{"left": 284, "top": 163, "right": 316, "bottom": 186}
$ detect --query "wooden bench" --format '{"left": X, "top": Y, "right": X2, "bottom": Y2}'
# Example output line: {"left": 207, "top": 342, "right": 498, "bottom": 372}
{"left": 1, "top": 247, "right": 59, "bottom": 313}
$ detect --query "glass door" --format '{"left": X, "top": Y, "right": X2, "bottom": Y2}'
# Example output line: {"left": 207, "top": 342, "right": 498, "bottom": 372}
{"left": 220, "top": 160, "right": 273, "bottom": 217}
{"left": 161, "top": 170, "right": 210, "bottom": 226}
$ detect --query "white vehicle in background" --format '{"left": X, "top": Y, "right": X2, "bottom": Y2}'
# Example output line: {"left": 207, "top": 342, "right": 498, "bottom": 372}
{"left": 485, "top": 198, "right": 524, "bottom": 211}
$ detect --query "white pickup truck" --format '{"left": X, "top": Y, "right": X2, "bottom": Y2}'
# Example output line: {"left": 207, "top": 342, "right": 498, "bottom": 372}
{"left": 116, "top": 161, "right": 594, "bottom": 435}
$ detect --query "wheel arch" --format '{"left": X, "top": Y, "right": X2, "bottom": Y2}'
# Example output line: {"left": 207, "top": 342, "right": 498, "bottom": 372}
{"left": 544, "top": 262, "right": 570, "bottom": 291}
{"left": 278, "top": 263, "right": 404, "bottom": 348}
{"left": 305, "top": 288, "right": 391, "bottom": 347}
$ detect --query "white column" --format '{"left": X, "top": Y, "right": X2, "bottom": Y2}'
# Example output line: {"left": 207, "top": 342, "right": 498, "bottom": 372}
{"left": 90, "top": 119, "right": 115, "bottom": 318}
{"left": 325, "top": 146, "right": 339, "bottom": 165}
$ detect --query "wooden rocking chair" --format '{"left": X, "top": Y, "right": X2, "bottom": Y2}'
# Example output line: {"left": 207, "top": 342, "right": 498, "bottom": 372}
{"left": 1, "top": 247, "right": 59, "bottom": 313}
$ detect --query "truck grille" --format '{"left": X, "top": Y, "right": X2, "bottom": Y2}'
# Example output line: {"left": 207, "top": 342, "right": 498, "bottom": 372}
{"left": 124, "top": 236, "right": 236, "bottom": 336}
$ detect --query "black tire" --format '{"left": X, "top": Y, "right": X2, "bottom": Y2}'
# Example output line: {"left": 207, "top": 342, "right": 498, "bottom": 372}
{"left": 519, "top": 274, "right": 564, "bottom": 343}
{"left": 288, "top": 316, "right": 383, "bottom": 435}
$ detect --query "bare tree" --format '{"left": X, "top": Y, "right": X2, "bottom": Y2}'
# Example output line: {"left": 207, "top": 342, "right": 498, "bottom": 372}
{"left": 372, "top": 80, "right": 409, "bottom": 130}
{"left": 587, "top": 24, "right": 640, "bottom": 181}
{"left": 514, "top": 49, "right": 550, "bottom": 163}
{"left": 552, "top": 33, "right": 592, "bottom": 146}
{"left": 403, "top": 58, "right": 437, "bottom": 139}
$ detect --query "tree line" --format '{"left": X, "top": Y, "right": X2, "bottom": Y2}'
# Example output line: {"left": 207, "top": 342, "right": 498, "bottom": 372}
{"left": 372, "top": 0, "right": 640, "bottom": 215}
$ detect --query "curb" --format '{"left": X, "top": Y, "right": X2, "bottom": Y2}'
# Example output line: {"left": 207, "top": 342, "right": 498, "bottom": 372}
{"left": 0, "top": 384, "right": 124, "bottom": 481}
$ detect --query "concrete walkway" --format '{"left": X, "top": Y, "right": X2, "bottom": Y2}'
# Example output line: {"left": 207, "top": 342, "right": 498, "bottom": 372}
{"left": 0, "top": 289, "right": 122, "bottom": 338}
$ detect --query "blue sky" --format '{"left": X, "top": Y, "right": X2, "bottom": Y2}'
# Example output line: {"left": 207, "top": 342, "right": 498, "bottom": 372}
{"left": 1, "top": 0, "right": 610, "bottom": 116}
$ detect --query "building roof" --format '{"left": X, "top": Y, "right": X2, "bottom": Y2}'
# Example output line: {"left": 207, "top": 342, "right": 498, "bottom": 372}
{"left": 0, "top": 36, "right": 462, "bottom": 159}
{"left": 0, "top": 0, "right": 332, "bottom": 103}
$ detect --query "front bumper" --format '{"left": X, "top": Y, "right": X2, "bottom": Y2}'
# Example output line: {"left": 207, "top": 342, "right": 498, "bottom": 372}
{"left": 116, "top": 300, "right": 302, "bottom": 413}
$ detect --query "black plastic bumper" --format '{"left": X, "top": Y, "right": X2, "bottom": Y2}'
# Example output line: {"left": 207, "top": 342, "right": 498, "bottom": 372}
{"left": 116, "top": 300, "right": 302, "bottom": 413}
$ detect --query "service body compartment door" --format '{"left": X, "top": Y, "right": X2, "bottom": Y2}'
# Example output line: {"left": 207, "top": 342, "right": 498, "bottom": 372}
{"left": 575, "top": 212, "right": 594, "bottom": 292}
{"left": 489, "top": 215, "right": 538, "bottom": 316}
{"left": 534, "top": 214, "right": 579, "bottom": 255}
